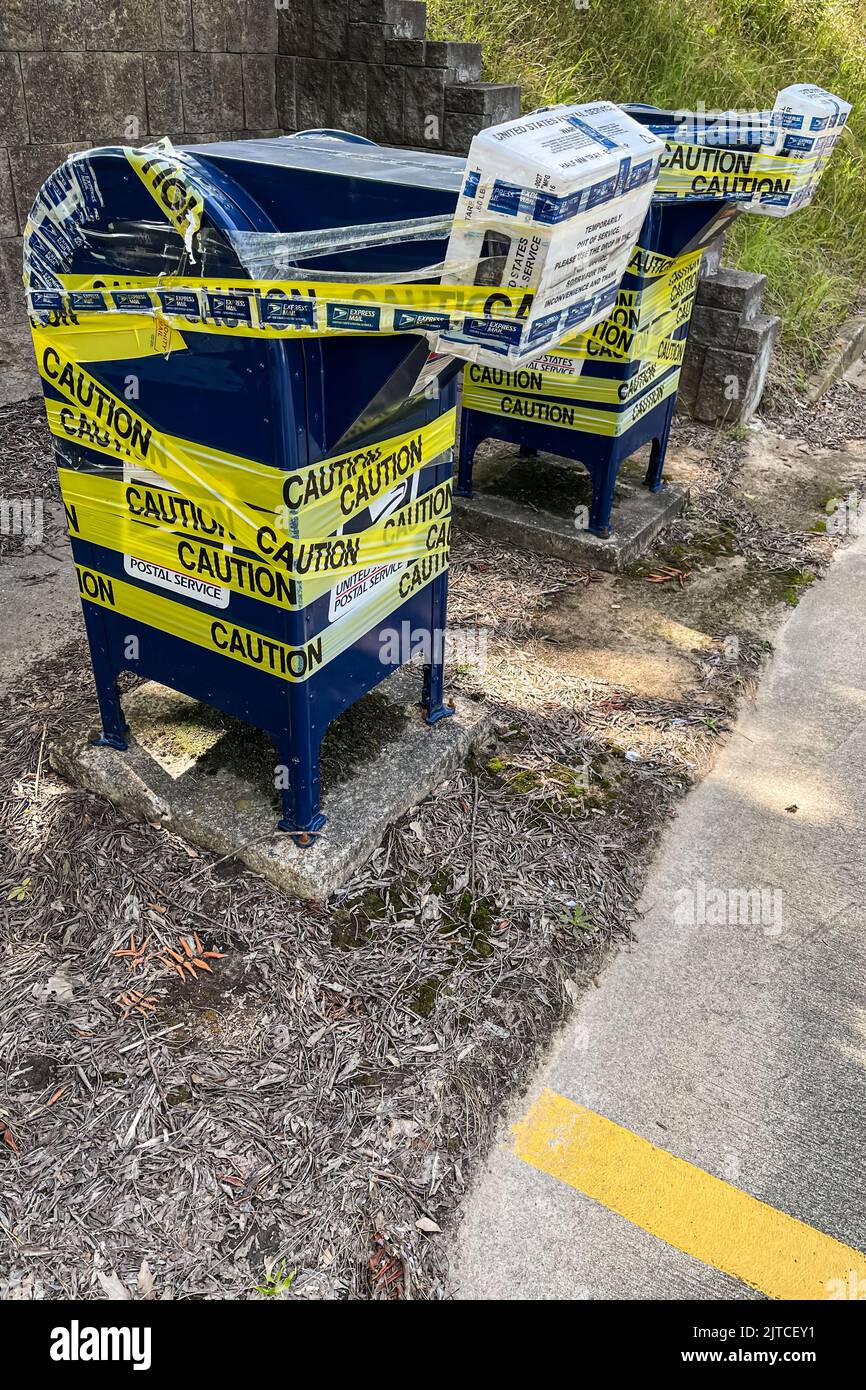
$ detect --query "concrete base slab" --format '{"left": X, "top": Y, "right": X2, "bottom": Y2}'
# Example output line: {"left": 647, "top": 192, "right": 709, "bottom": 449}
{"left": 453, "top": 443, "right": 688, "bottom": 572}
{"left": 48, "top": 670, "right": 493, "bottom": 900}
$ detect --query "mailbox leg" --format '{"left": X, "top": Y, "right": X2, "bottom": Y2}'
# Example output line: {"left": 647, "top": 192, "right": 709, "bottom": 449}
{"left": 422, "top": 571, "right": 454, "bottom": 726}
{"left": 455, "top": 412, "right": 479, "bottom": 498}
{"left": 275, "top": 722, "right": 327, "bottom": 845}
{"left": 588, "top": 462, "right": 618, "bottom": 539}
{"left": 93, "top": 676, "right": 128, "bottom": 750}
{"left": 645, "top": 401, "right": 675, "bottom": 493}
{"left": 82, "top": 608, "right": 128, "bottom": 749}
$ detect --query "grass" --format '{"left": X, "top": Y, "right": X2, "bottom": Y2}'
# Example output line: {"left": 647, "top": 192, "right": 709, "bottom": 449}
{"left": 428, "top": 0, "right": 866, "bottom": 367}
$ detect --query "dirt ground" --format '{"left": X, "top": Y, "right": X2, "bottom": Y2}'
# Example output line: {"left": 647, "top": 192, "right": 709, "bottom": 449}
{"left": 1, "top": 364, "right": 864, "bottom": 1300}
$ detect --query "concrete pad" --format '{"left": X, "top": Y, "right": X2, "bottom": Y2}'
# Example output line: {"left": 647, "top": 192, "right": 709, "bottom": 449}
{"left": 0, "top": 503, "right": 83, "bottom": 696}
{"left": 0, "top": 327, "right": 40, "bottom": 406}
{"left": 49, "top": 670, "right": 493, "bottom": 901}
{"left": 453, "top": 442, "right": 687, "bottom": 571}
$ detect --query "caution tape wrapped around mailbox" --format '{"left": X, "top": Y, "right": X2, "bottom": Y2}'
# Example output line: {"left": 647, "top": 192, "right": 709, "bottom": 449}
{"left": 460, "top": 245, "right": 701, "bottom": 437}
{"left": 23, "top": 127, "right": 639, "bottom": 687}
{"left": 32, "top": 316, "right": 457, "bottom": 680}
{"left": 22, "top": 92, "right": 851, "bottom": 679}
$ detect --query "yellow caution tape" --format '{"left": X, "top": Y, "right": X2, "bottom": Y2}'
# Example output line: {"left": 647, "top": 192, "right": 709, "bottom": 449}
{"left": 564, "top": 260, "right": 700, "bottom": 363}
{"left": 75, "top": 544, "right": 450, "bottom": 684}
{"left": 30, "top": 313, "right": 187, "bottom": 363}
{"left": 566, "top": 309, "right": 691, "bottom": 365}
{"left": 35, "top": 328, "right": 456, "bottom": 545}
{"left": 60, "top": 469, "right": 452, "bottom": 610}
{"left": 124, "top": 144, "right": 203, "bottom": 248}
{"left": 465, "top": 353, "right": 680, "bottom": 406}
{"left": 626, "top": 245, "right": 692, "bottom": 279}
{"left": 656, "top": 142, "right": 815, "bottom": 201}
{"left": 462, "top": 364, "right": 680, "bottom": 438}
{"left": 462, "top": 244, "right": 699, "bottom": 430}
{"left": 631, "top": 252, "right": 701, "bottom": 318}
{"left": 36, "top": 311, "right": 456, "bottom": 679}
{"left": 279, "top": 412, "right": 455, "bottom": 538}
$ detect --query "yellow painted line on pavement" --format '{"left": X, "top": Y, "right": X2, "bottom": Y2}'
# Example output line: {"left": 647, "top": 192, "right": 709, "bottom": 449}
{"left": 513, "top": 1089, "right": 866, "bottom": 1300}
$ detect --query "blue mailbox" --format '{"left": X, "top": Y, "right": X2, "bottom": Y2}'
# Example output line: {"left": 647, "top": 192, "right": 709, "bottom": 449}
{"left": 24, "top": 133, "right": 475, "bottom": 842}
{"left": 456, "top": 106, "right": 743, "bottom": 537}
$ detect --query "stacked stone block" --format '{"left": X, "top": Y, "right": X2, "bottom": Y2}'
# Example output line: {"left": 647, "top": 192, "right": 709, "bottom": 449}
{"left": 278, "top": 1, "right": 520, "bottom": 151}
{"left": 678, "top": 252, "right": 781, "bottom": 425}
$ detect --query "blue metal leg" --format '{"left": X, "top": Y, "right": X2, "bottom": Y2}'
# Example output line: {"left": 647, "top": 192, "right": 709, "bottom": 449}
{"left": 588, "top": 461, "right": 619, "bottom": 539}
{"left": 82, "top": 607, "right": 128, "bottom": 749}
{"left": 92, "top": 671, "right": 128, "bottom": 750}
{"left": 275, "top": 717, "right": 326, "bottom": 845}
{"left": 456, "top": 410, "right": 480, "bottom": 498}
{"left": 422, "top": 570, "right": 454, "bottom": 725}
{"left": 645, "top": 401, "right": 675, "bottom": 492}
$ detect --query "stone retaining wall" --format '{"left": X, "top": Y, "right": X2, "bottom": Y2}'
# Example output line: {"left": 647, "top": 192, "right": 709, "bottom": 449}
{"left": 0, "top": 0, "right": 520, "bottom": 338}
{"left": 277, "top": 1, "right": 520, "bottom": 149}
{"left": 0, "top": 0, "right": 775, "bottom": 423}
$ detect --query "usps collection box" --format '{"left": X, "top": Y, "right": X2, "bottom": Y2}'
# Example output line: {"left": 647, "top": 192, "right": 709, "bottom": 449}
{"left": 438, "top": 102, "right": 665, "bottom": 368}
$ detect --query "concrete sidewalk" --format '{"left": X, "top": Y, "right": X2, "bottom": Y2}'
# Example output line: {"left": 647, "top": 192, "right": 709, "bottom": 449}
{"left": 0, "top": 503, "right": 81, "bottom": 697}
{"left": 452, "top": 529, "right": 866, "bottom": 1300}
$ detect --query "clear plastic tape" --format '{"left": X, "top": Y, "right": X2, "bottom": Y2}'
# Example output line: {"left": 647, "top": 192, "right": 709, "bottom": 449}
{"left": 227, "top": 214, "right": 453, "bottom": 275}
{"left": 26, "top": 98, "right": 849, "bottom": 373}
{"left": 222, "top": 256, "right": 459, "bottom": 286}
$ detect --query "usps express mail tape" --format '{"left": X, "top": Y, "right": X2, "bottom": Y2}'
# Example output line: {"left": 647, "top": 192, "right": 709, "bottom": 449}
{"left": 436, "top": 102, "right": 665, "bottom": 370}
{"left": 755, "top": 84, "right": 853, "bottom": 216}
{"left": 648, "top": 84, "right": 851, "bottom": 217}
